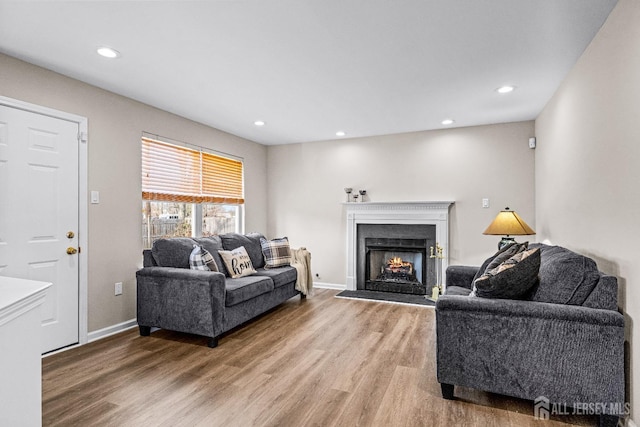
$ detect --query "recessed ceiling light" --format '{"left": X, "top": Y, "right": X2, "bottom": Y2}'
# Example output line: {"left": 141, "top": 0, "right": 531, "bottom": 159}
{"left": 97, "top": 46, "right": 120, "bottom": 59}
{"left": 254, "top": 120, "right": 266, "bottom": 126}
{"left": 496, "top": 85, "right": 516, "bottom": 94}
{"left": 336, "top": 131, "right": 346, "bottom": 137}
{"left": 441, "top": 119, "right": 455, "bottom": 126}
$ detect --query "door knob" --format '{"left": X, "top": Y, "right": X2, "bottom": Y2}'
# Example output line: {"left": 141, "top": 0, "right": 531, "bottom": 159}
{"left": 66, "top": 247, "right": 78, "bottom": 255}
{"left": 66, "top": 231, "right": 75, "bottom": 239}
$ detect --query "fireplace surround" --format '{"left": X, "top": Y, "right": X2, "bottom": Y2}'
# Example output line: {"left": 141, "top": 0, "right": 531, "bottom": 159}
{"left": 345, "top": 201, "right": 453, "bottom": 292}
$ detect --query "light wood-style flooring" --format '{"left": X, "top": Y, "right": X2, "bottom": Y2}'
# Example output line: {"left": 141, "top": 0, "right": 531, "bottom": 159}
{"left": 43, "top": 289, "right": 598, "bottom": 426}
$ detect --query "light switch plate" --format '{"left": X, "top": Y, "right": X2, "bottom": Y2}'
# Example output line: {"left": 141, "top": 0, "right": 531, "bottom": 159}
{"left": 482, "top": 198, "right": 490, "bottom": 208}
{"left": 91, "top": 190, "right": 99, "bottom": 204}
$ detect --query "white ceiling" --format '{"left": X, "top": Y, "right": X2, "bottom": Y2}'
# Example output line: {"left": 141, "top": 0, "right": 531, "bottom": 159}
{"left": 0, "top": 1, "right": 618, "bottom": 145}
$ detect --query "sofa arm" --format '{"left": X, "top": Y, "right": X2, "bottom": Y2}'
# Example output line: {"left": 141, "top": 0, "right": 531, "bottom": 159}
{"left": 435, "top": 295, "right": 625, "bottom": 414}
{"left": 136, "top": 267, "right": 227, "bottom": 339}
{"left": 445, "top": 265, "right": 479, "bottom": 290}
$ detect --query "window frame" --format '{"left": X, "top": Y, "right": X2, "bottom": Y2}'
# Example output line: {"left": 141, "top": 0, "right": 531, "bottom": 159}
{"left": 141, "top": 134, "right": 245, "bottom": 248}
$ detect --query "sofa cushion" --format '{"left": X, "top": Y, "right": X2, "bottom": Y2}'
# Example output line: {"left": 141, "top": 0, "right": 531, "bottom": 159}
{"left": 221, "top": 232, "right": 266, "bottom": 269}
{"left": 473, "top": 248, "right": 540, "bottom": 299}
{"left": 254, "top": 266, "right": 297, "bottom": 288}
{"left": 260, "top": 237, "right": 292, "bottom": 269}
{"left": 189, "top": 244, "right": 219, "bottom": 271}
{"left": 218, "top": 246, "right": 258, "bottom": 278}
{"left": 529, "top": 244, "right": 601, "bottom": 305}
{"left": 194, "top": 236, "right": 227, "bottom": 276}
{"left": 151, "top": 237, "right": 197, "bottom": 268}
{"left": 225, "top": 275, "right": 274, "bottom": 307}
{"left": 445, "top": 286, "right": 473, "bottom": 296}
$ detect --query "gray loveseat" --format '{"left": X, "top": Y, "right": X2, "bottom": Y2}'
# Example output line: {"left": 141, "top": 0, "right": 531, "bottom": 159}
{"left": 136, "top": 232, "right": 303, "bottom": 348}
{"left": 435, "top": 243, "right": 625, "bottom": 427}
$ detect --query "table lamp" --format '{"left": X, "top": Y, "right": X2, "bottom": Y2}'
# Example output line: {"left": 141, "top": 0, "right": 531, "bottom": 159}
{"left": 483, "top": 207, "right": 535, "bottom": 249}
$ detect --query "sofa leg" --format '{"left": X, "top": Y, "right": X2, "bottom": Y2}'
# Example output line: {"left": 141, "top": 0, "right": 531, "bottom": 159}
{"left": 441, "top": 383, "right": 454, "bottom": 400}
{"left": 207, "top": 337, "right": 219, "bottom": 348}
{"left": 598, "top": 414, "right": 619, "bottom": 427}
{"left": 139, "top": 326, "right": 151, "bottom": 336}
{"left": 301, "top": 293, "right": 307, "bottom": 299}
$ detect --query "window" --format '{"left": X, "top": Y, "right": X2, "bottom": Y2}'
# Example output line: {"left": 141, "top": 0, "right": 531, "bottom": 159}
{"left": 141, "top": 136, "right": 244, "bottom": 248}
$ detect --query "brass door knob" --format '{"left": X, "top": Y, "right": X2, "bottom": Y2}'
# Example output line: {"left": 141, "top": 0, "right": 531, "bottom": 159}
{"left": 66, "top": 247, "right": 78, "bottom": 255}
{"left": 66, "top": 231, "right": 75, "bottom": 239}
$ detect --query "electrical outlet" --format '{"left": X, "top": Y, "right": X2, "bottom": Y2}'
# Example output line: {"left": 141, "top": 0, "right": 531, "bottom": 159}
{"left": 115, "top": 282, "right": 123, "bottom": 296}
{"left": 482, "top": 198, "right": 490, "bottom": 208}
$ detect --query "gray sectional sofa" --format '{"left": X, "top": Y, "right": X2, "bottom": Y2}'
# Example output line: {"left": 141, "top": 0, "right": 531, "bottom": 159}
{"left": 435, "top": 243, "right": 625, "bottom": 427}
{"left": 136, "top": 232, "right": 302, "bottom": 348}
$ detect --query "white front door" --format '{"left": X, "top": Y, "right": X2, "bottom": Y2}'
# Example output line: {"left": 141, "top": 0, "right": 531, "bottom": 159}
{"left": 0, "top": 105, "right": 80, "bottom": 353}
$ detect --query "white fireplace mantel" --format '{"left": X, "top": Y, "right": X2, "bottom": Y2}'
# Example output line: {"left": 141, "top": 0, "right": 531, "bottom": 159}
{"left": 344, "top": 201, "right": 454, "bottom": 291}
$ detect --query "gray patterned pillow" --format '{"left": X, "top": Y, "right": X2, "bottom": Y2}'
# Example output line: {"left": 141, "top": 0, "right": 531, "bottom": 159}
{"left": 472, "top": 242, "right": 528, "bottom": 282}
{"left": 473, "top": 248, "right": 540, "bottom": 299}
{"left": 470, "top": 242, "right": 528, "bottom": 296}
{"left": 189, "top": 244, "right": 219, "bottom": 272}
{"left": 260, "top": 237, "right": 291, "bottom": 269}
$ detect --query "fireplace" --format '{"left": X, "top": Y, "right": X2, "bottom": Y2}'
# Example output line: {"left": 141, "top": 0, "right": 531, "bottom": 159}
{"left": 365, "top": 237, "right": 428, "bottom": 294}
{"left": 357, "top": 224, "right": 435, "bottom": 295}
{"left": 345, "top": 201, "right": 453, "bottom": 292}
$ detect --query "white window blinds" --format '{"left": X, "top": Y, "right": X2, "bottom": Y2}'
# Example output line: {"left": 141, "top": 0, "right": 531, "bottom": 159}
{"left": 141, "top": 137, "right": 244, "bottom": 204}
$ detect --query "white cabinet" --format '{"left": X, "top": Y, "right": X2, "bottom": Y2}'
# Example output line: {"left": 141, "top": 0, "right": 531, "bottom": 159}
{"left": 0, "top": 277, "right": 51, "bottom": 427}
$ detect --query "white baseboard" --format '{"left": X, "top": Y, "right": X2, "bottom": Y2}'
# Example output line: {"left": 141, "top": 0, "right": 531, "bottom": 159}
{"left": 88, "top": 318, "right": 138, "bottom": 343}
{"left": 43, "top": 318, "right": 138, "bottom": 357}
{"left": 313, "top": 281, "right": 346, "bottom": 290}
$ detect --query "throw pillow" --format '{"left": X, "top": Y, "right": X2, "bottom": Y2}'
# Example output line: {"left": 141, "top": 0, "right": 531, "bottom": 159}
{"left": 218, "top": 246, "right": 257, "bottom": 278}
{"left": 260, "top": 237, "right": 292, "bottom": 269}
{"left": 470, "top": 242, "right": 529, "bottom": 296}
{"left": 189, "top": 244, "right": 219, "bottom": 272}
{"left": 473, "top": 248, "right": 541, "bottom": 300}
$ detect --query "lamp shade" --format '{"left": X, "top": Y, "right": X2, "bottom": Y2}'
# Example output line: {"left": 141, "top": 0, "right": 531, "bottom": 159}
{"left": 483, "top": 208, "right": 535, "bottom": 236}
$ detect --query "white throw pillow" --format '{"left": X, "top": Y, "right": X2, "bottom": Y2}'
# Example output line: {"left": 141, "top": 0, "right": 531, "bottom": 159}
{"left": 218, "top": 246, "right": 257, "bottom": 278}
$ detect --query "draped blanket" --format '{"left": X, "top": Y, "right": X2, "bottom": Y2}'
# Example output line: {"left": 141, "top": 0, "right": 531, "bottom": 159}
{"left": 291, "top": 247, "right": 313, "bottom": 295}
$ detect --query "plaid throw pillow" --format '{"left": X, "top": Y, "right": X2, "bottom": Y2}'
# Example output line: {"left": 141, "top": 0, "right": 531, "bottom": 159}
{"left": 260, "top": 237, "right": 291, "bottom": 269}
{"left": 189, "top": 244, "right": 219, "bottom": 272}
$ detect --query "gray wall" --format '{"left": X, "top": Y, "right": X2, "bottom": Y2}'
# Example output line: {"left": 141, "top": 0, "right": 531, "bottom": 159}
{"left": 266, "top": 121, "right": 536, "bottom": 285}
{"left": 0, "top": 53, "right": 268, "bottom": 332}
{"left": 535, "top": 0, "right": 639, "bottom": 419}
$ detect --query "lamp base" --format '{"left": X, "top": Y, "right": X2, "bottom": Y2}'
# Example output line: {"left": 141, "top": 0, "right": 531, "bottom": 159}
{"left": 498, "top": 237, "right": 516, "bottom": 249}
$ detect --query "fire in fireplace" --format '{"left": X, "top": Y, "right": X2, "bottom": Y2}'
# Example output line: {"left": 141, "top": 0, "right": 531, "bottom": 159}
{"left": 378, "top": 256, "right": 417, "bottom": 282}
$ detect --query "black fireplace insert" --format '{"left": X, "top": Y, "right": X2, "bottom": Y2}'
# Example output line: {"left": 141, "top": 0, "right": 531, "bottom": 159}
{"left": 365, "top": 237, "right": 428, "bottom": 295}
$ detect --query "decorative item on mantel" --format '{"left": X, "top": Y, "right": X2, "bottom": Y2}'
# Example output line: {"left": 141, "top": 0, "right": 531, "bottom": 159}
{"left": 344, "top": 187, "right": 353, "bottom": 203}
{"left": 427, "top": 243, "right": 445, "bottom": 302}
{"left": 483, "top": 207, "right": 535, "bottom": 249}
{"left": 359, "top": 190, "right": 367, "bottom": 202}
